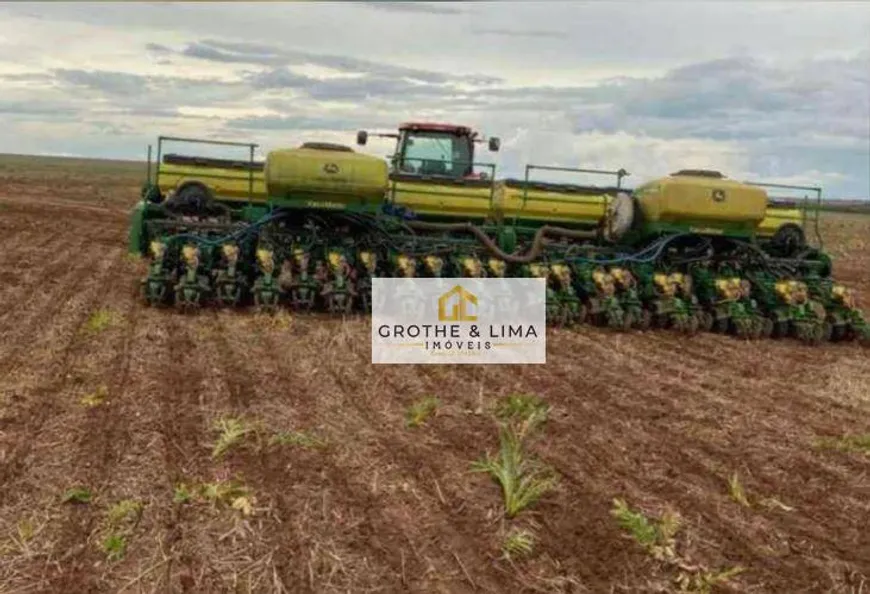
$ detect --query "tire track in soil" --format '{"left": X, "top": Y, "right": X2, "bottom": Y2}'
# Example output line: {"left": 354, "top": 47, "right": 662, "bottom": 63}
{"left": 537, "top": 331, "right": 859, "bottom": 485}
{"left": 0, "top": 249, "right": 124, "bottom": 489}
{"left": 149, "top": 313, "right": 214, "bottom": 594}
{"left": 41, "top": 273, "right": 140, "bottom": 594}
{"left": 548, "top": 329, "right": 854, "bottom": 434}
{"left": 208, "top": 311, "right": 256, "bottom": 411}
{"left": 204, "top": 317, "right": 421, "bottom": 593}
{"left": 0, "top": 228, "right": 57, "bottom": 306}
{"left": 570, "top": 330, "right": 870, "bottom": 463}
{"left": 0, "top": 227, "right": 82, "bottom": 305}
{"left": 0, "top": 227, "right": 49, "bottom": 267}
{"left": 0, "top": 236, "right": 96, "bottom": 368}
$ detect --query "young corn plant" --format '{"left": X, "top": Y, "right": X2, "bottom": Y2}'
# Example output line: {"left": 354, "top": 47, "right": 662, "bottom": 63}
{"left": 471, "top": 424, "right": 558, "bottom": 518}
{"left": 79, "top": 385, "right": 108, "bottom": 408}
{"left": 101, "top": 499, "right": 144, "bottom": 562}
{"left": 675, "top": 566, "right": 746, "bottom": 594}
{"left": 173, "top": 484, "right": 193, "bottom": 504}
{"left": 610, "top": 498, "right": 680, "bottom": 562}
{"left": 102, "top": 533, "right": 127, "bottom": 562}
{"left": 501, "top": 527, "right": 536, "bottom": 560}
{"left": 211, "top": 416, "right": 256, "bottom": 459}
{"left": 83, "top": 308, "right": 118, "bottom": 334}
{"left": 268, "top": 430, "right": 327, "bottom": 449}
{"left": 405, "top": 396, "right": 440, "bottom": 428}
{"left": 611, "top": 499, "right": 745, "bottom": 592}
{"left": 727, "top": 471, "right": 795, "bottom": 511}
{"left": 727, "top": 472, "right": 751, "bottom": 508}
{"left": 61, "top": 487, "right": 92, "bottom": 504}
{"left": 107, "top": 499, "right": 144, "bottom": 526}
{"left": 493, "top": 393, "right": 550, "bottom": 438}
{"left": 813, "top": 433, "right": 870, "bottom": 455}
{"left": 199, "top": 480, "right": 255, "bottom": 516}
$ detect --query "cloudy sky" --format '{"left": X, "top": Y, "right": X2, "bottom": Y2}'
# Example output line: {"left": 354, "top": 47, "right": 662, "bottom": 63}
{"left": 1, "top": 1, "right": 868, "bottom": 198}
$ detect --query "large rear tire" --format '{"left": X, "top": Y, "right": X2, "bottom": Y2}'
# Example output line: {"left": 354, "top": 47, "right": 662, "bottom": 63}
{"left": 165, "top": 183, "right": 228, "bottom": 217}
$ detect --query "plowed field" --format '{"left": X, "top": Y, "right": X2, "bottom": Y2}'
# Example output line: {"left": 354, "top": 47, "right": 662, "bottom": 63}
{"left": 0, "top": 154, "right": 868, "bottom": 594}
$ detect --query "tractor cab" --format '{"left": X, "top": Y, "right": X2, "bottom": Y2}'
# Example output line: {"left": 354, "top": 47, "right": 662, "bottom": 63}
{"left": 356, "top": 122, "right": 499, "bottom": 180}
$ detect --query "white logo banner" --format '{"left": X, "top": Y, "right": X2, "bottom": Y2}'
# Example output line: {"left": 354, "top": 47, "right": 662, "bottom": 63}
{"left": 371, "top": 278, "right": 546, "bottom": 364}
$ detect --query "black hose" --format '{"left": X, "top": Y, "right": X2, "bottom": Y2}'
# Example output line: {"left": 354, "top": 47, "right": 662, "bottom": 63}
{"left": 404, "top": 220, "right": 597, "bottom": 263}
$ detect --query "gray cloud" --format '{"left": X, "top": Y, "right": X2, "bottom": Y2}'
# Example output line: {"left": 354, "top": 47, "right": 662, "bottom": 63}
{"left": 54, "top": 69, "right": 149, "bottom": 97}
{"left": 244, "top": 67, "right": 464, "bottom": 102}
{"left": 175, "top": 39, "right": 503, "bottom": 86}
{"left": 180, "top": 42, "right": 282, "bottom": 66}
{"left": 145, "top": 42, "right": 172, "bottom": 54}
{"left": 0, "top": 2, "right": 868, "bottom": 197}
{"left": 0, "top": 99, "right": 78, "bottom": 117}
{"left": 566, "top": 55, "right": 870, "bottom": 141}
{"left": 472, "top": 28, "right": 569, "bottom": 39}
{"left": 48, "top": 68, "right": 251, "bottom": 110}
{"left": 358, "top": 1, "right": 464, "bottom": 15}
{"left": 225, "top": 113, "right": 395, "bottom": 133}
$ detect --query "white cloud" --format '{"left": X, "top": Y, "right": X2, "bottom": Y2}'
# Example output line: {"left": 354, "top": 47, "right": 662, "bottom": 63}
{"left": 0, "top": 1, "right": 867, "bottom": 197}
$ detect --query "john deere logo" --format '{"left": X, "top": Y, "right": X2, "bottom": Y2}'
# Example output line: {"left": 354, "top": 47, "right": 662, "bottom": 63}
{"left": 438, "top": 285, "right": 478, "bottom": 322}
{"left": 323, "top": 163, "right": 340, "bottom": 174}
{"left": 712, "top": 189, "right": 726, "bottom": 202}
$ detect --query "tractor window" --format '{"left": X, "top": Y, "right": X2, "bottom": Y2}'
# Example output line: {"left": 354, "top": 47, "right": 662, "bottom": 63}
{"left": 398, "top": 132, "right": 472, "bottom": 177}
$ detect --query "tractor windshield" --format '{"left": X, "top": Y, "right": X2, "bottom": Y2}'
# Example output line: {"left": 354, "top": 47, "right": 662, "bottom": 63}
{"left": 395, "top": 130, "right": 473, "bottom": 177}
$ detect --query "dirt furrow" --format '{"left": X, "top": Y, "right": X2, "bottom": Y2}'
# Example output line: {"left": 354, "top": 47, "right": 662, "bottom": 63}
{"left": 0, "top": 225, "right": 78, "bottom": 301}
{"left": 38, "top": 271, "right": 143, "bottom": 593}
{"left": 148, "top": 313, "right": 218, "bottom": 593}
{"left": 0, "top": 248, "right": 125, "bottom": 488}
{"left": 0, "top": 237, "right": 97, "bottom": 369}
{"left": 507, "top": 333, "right": 869, "bottom": 591}
{"left": 314, "top": 334, "right": 528, "bottom": 593}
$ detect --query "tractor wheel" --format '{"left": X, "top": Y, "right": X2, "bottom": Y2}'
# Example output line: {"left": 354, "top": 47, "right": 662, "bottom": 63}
{"left": 653, "top": 313, "right": 669, "bottom": 329}
{"left": 733, "top": 317, "right": 752, "bottom": 339}
{"left": 712, "top": 317, "right": 730, "bottom": 334}
{"left": 820, "top": 321, "right": 833, "bottom": 343}
{"left": 696, "top": 311, "right": 714, "bottom": 332}
{"left": 577, "top": 304, "right": 588, "bottom": 326}
{"left": 771, "top": 320, "right": 789, "bottom": 339}
{"left": 606, "top": 308, "right": 624, "bottom": 330}
{"left": 685, "top": 314, "right": 700, "bottom": 334}
{"left": 635, "top": 309, "right": 652, "bottom": 330}
{"left": 165, "top": 183, "right": 229, "bottom": 218}
{"left": 771, "top": 223, "right": 807, "bottom": 257}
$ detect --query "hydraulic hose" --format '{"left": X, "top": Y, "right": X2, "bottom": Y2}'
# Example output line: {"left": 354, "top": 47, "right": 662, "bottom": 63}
{"left": 404, "top": 220, "right": 598, "bottom": 264}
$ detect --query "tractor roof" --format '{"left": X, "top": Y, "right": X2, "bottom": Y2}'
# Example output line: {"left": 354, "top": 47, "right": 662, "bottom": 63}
{"left": 399, "top": 122, "right": 476, "bottom": 136}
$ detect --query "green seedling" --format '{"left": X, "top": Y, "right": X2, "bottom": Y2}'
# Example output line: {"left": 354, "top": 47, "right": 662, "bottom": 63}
{"left": 405, "top": 396, "right": 439, "bottom": 428}
{"left": 61, "top": 487, "right": 92, "bottom": 504}
{"left": 472, "top": 425, "right": 558, "bottom": 518}
{"left": 211, "top": 416, "right": 255, "bottom": 459}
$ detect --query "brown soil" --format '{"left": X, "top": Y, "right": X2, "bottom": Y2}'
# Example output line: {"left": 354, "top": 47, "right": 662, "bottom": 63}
{"left": 0, "top": 156, "right": 868, "bottom": 593}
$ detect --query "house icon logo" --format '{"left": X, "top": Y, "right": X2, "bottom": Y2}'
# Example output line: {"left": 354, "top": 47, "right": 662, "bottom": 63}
{"left": 438, "top": 285, "right": 478, "bottom": 322}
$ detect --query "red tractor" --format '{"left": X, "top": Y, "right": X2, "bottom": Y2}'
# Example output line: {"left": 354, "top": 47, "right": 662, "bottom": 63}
{"left": 356, "top": 121, "right": 500, "bottom": 180}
